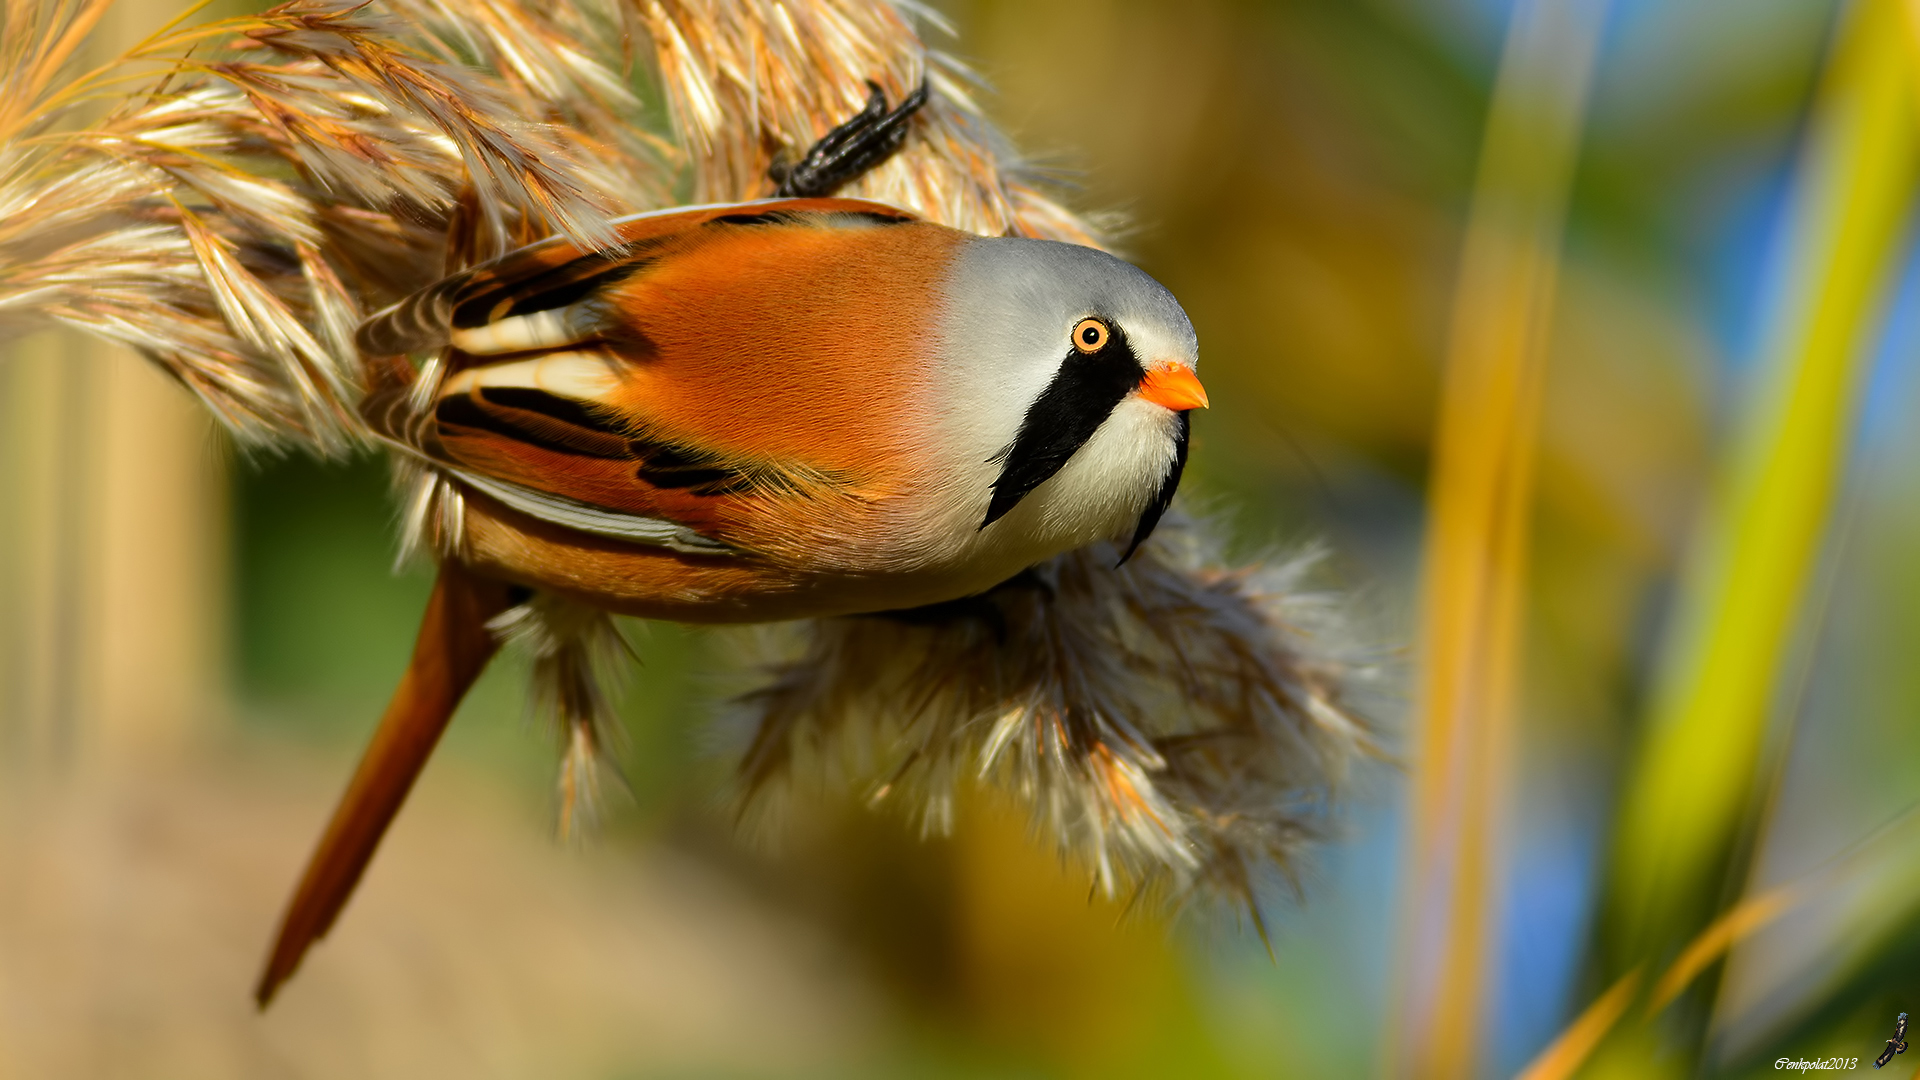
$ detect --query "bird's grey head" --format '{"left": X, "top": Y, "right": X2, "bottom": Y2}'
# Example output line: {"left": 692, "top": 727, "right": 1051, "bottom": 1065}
{"left": 938, "top": 236, "right": 1203, "bottom": 562}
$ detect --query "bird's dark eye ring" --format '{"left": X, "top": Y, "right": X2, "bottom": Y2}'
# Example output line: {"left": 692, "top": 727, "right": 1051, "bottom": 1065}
{"left": 1071, "top": 318, "right": 1109, "bottom": 354}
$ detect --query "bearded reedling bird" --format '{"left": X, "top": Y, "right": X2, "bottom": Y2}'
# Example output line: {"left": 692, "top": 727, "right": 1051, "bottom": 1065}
{"left": 252, "top": 86, "right": 1209, "bottom": 1006}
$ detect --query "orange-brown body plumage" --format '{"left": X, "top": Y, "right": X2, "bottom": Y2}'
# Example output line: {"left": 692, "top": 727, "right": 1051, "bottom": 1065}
{"left": 445, "top": 215, "right": 964, "bottom": 570}
{"left": 363, "top": 199, "right": 1202, "bottom": 622}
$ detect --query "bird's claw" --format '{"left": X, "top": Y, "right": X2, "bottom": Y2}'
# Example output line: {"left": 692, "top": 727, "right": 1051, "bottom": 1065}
{"left": 772, "top": 79, "right": 930, "bottom": 198}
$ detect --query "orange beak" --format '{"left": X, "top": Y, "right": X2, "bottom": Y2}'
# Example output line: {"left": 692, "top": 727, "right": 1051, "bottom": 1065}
{"left": 1136, "top": 363, "right": 1209, "bottom": 412}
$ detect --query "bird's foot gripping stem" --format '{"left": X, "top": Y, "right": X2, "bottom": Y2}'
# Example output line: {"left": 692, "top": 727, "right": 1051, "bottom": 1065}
{"left": 771, "top": 80, "right": 929, "bottom": 198}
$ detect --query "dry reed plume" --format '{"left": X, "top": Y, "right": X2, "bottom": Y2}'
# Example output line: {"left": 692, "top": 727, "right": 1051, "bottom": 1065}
{"left": 1, "top": 0, "right": 1377, "bottom": 918}
{"left": 0, "top": 0, "right": 648, "bottom": 449}
{"left": 737, "top": 525, "right": 1377, "bottom": 911}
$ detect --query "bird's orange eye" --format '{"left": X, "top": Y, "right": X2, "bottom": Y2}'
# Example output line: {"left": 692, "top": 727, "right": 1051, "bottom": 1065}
{"left": 1071, "top": 318, "right": 1109, "bottom": 354}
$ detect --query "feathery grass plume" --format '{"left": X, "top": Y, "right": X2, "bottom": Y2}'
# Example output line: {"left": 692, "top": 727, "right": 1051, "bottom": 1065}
{"left": 733, "top": 518, "right": 1379, "bottom": 912}
{"left": 637, "top": 0, "right": 1101, "bottom": 244}
{"left": 6, "top": 0, "right": 665, "bottom": 825}
{"left": 0, "top": 0, "right": 645, "bottom": 452}
{"left": 0, "top": 2, "right": 365, "bottom": 449}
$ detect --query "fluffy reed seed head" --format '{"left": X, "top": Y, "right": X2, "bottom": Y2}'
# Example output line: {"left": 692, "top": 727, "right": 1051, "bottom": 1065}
{"left": 0, "top": 0, "right": 653, "bottom": 450}
{"left": 734, "top": 520, "right": 1382, "bottom": 915}
{"left": 640, "top": 0, "right": 1103, "bottom": 242}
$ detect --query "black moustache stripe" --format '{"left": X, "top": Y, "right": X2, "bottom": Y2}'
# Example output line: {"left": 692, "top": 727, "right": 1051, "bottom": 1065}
{"left": 1118, "top": 410, "right": 1187, "bottom": 565}
{"left": 980, "top": 328, "right": 1145, "bottom": 528}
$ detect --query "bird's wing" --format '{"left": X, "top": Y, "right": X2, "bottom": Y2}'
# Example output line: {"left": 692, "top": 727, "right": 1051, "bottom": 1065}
{"left": 357, "top": 198, "right": 920, "bottom": 356}
{"left": 357, "top": 199, "right": 938, "bottom": 556}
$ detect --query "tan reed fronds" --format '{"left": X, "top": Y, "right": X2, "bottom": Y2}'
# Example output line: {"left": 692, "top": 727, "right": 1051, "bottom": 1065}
{"left": 0, "top": 0, "right": 645, "bottom": 451}
{"left": 732, "top": 519, "right": 1380, "bottom": 913}
{"left": 638, "top": 0, "right": 1103, "bottom": 244}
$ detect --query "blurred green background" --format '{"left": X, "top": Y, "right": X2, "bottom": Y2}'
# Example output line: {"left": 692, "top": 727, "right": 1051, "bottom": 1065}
{"left": 14, "top": 0, "right": 1920, "bottom": 1076}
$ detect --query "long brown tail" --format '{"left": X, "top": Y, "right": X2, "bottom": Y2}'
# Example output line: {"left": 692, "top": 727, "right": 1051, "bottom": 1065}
{"left": 254, "top": 561, "right": 517, "bottom": 1008}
